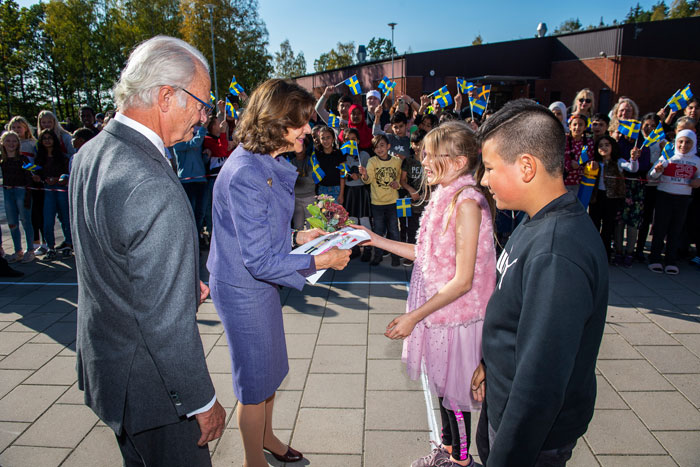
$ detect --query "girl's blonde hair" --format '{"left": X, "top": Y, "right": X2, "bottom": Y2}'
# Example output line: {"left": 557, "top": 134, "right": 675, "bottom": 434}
{"left": 421, "top": 121, "right": 495, "bottom": 230}
{"left": 0, "top": 130, "right": 21, "bottom": 163}
{"left": 6, "top": 116, "right": 35, "bottom": 141}
{"left": 37, "top": 110, "right": 70, "bottom": 139}
{"left": 572, "top": 88, "right": 595, "bottom": 115}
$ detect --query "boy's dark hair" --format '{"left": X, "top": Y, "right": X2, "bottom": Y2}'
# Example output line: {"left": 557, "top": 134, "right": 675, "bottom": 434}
{"left": 591, "top": 113, "right": 610, "bottom": 125}
{"left": 641, "top": 112, "right": 660, "bottom": 125}
{"left": 410, "top": 129, "right": 427, "bottom": 144}
{"left": 73, "top": 127, "right": 96, "bottom": 142}
{"left": 80, "top": 105, "right": 95, "bottom": 115}
{"left": 339, "top": 95, "right": 354, "bottom": 105}
{"left": 344, "top": 128, "right": 360, "bottom": 140}
{"left": 477, "top": 98, "right": 565, "bottom": 176}
{"left": 422, "top": 113, "right": 438, "bottom": 127}
{"left": 390, "top": 112, "right": 407, "bottom": 125}
{"left": 371, "top": 134, "right": 389, "bottom": 149}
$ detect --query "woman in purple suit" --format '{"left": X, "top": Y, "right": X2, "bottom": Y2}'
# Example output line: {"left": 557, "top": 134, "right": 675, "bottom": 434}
{"left": 207, "top": 79, "right": 350, "bottom": 467}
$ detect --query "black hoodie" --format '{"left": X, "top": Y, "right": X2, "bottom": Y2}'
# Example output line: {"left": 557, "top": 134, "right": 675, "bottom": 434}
{"left": 483, "top": 191, "right": 608, "bottom": 466}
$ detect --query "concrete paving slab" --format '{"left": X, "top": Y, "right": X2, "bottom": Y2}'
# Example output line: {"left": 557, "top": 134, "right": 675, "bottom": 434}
{"left": 368, "top": 314, "right": 390, "bottom": 334}
{"left": 605, "top": 307, "right": 650, "bottom": 324}
{"left": 654, "top": 431, "right": 700, "bottom": 467}
{"left": 230, "top": 390, "right": 301, "bottom": 430}
{"left": 278, "top": 359, "right": 310, "bottom": 391}
{"left": 282, "top": 312, "right": 323, "bottom": 333}
{"left": 568, "top": 439, "right": 598, "bottom": 467}
{"left": 597, "top": 333, "right": 644, "bottom": 359}
{"left": 0, "top": 445, "right": 71, "bottom": 467}
{"left": 594, "top": 375, "right": 628, "bottom": 409}
{"left": 621, "top": 391, "right": 700, "bottom": 430}
{"left": 285, "top": 333, "right": 318, "bottom": 358}
{"left": 0, "top": 384, "right": 67, "bottom": 422}
{"left": 367, "top": 359, "right": 422, "bottom": 391}
{"left": 666, "top": 374, "right": 700, "bottom": 408}
{"left": 0, "top": 332, "right": 34, "bottom": 356}
{"left": 3, "top": 313, "right": 64, "bottom": 333}
{"left": 636, "top": 345, "right": 700, "bottom": 374}
{"left": 674, "top": 333, "right": 700, "bottom": 357}
{"left": 60, "top": 426, "right": 122, "bottom": 467}
{"left": 317, "top": 323, "right": 367, "bottom": 346}
{"left": 301, "top": 374, "right": 365, "bottom": 408}
{"left": 363, "top": 430, "right": 432, "bottom": 467}
{"left": 0, "top": 421, "right": 29, "bottom": 452}
{"left": 597, "top": 360, "right": 674, "bottom": 391}
{"left": 0, "top": 369, "right": 32, "bottom": 399}
{"left": 56, "top": 383, "right": 85, "bottom": 405}
{"left": 28, "top": 321, "right": 76, "bottom": 346}
{"left": 0, "top": 343, "right": 64, "bottom": 370}
{"left": 210, "top": 373, "right": 238, "bottom": 409}
{"left": 211, "top": 428, "right": 291, "bottom": 467}
{"left": 310, "top": 345, "right": 366, "bottom": 374}
{"left": 365, "top": 391, "right": 430, "bottom": 430}
{"left": 611, "top": 322, "right": 681, "bottom": 346}
{"left": 322, "top": 306, "right": 369, "bottom": 324}
{"left": 205, "top": 345, "right": 233, "bottom": 374}
{"left": 14, "top": 404, "right": 97, "bottom": 448}
{"left": 367, "top": 334, "right": 404, "bottom": 359}
{"left": 585, "top": 410, "right": 665, "bottom": 455}
{"left": 646, "top": 311, "right": 700, "bottom": 334}
{"left": 25, "top": 356, "right": 78, "bottom": 385}
{"left": 597, "top": 455, "right": 678, "bottom": 466}
{"left": 292, "top": 408, "right": 364, "bottom": 454}
{"left": 199, "top": 333, "right": 220, "bottom": 355}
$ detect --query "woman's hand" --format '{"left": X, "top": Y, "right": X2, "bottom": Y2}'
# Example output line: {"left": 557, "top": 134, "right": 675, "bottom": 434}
{"left": 351, "top": 224, "right": 380, "bottom": 247}
{"left": 314, "top": 247, "right": 351, "bottom": 270}
{"left": 297, "top": 228, "right": 326, "bottom": 245}
{"left": 385, "top": 312, "right": 419, "bottom": 340}
{"left": 471, "top": 362, "right": 486, "bottom": 402}
{"left": 374, "top": 105, "right": 383, "bottom": 119}
{"left": 630, "top": 147, "right": 641, "bottom": 161}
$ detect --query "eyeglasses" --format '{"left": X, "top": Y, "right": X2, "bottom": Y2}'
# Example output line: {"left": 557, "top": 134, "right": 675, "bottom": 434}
{"left": 178, "top": 87, "right": 214, "bottom": 117}
{"left": 578, "top": 98, "right": 592, "bottom": 104}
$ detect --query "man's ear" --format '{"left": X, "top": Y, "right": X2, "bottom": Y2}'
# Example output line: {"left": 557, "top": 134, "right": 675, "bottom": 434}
{"left": 519, "top": 153, "right": 537, "bottom": 183}
{"left": 157, "top": 85, "right": 175, "bottom": 113}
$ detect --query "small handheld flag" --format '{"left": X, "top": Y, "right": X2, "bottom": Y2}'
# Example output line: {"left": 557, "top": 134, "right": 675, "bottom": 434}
{"left": 578, "top": 145, "right": 590, "bottom": 166}
{"left": 210, "top": 91, "right": 216, "bottom": 104}
{"left": 336, "top": 162, "right": 350, "bottom": 178}
{"left": 225, "top": 98, "right": 237, "bottom": 118}
{"left": 22, "top": 162, "right": 41, "bottom": 172}
{"left": 59, "top": 174, "right": 69, "bottom": 182}
{"left": 229, "top": 76, "right": 245, "bottom": 96}
{"left": 680, "top": 83, "right": 693, "bottom": 103}
{"left": 477, "top": 85, "right": 491, "bottom": 101}
{"left": 344, "top": 75, "right": 362, "bottom": 95}
{"left": 469, "top": 97, "right": 487, "bottom": 116}
{"left": 396, "top": 198, "right": 412, "bottom": 217}
{"left": 643, "top": 123, "right": 666, "bottom": 148}
{"left": 341, "top": 140, "right": 358, "bottom": 156}
{"left": 456, "top": 78, "right": 473, "bottom": 94}
{"left": 328, "top": 113, "right": 339, "bottom": 128}
{"left": 577, "top": 163, "right": 599, "bottom": 209}
{"left": 433, "top": 86, "right": 453, "bottom": 108}
{"left": 660, "top": 142, "right": 674, "bottom": 161}
{"left": 310, "top": 152, "right": 325, "bottom": 184}
{"left": 618, "top": 119, "right": 641, "bottom": 141}
{"left": 378, "top": 76, "right": 396, "bottom": 96}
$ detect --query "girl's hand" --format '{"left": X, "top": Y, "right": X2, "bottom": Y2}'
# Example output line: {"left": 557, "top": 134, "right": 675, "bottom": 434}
{"left": 351, "top": 224, "right": 379, "bottom": 246}
{"left": 374, "top": 105, "right": 383, "bottom": 118}
{"left": 297, "top": 228, "right": 327, "bottom": 245}
{"left": 32, "top": 174, "right": 41, "bottom": 183}
{"left": 358, "top": 166, "right": 367, "bottom": 178}
{"left": 471, "top": 362, "right": 486, "bottom": 402}
{"left": 46, "top": 177, "right": 56, "bottom": 185}
{"left": 587, "top": 161, "right": 599, "bottom": 171}
{"left": 570, "top": 160, "right": 580, "bottom": 170}
{"left": 691, "top": 179, "right": 700, "bottom": 189}
{"left": 410, "top": 191, "right": 420, "bottom": 201}
{"left": 337, "top": 194, "right": 344, "bottom": 205}
{"left": 389, "top": 181, "right": 400, "bottom": 189}
{"left": 630, "top": 147, "right": 641, "bottom": 161}
{"left": 654, "top": 161, "right": 665, "bottom": 173}
{"left": 385, "top": 313, "right": 419, "bottom": 340}
{"left": 350, "top": 173, "right": 359, "bottom": 181}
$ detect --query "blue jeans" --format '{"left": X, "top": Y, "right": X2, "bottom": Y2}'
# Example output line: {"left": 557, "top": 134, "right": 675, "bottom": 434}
{"left": 182, "top": 182, "right": 207, "bottom": 233}
{"left": 317, "top": 185, "right": 340, "bottom": 200}
{"left": 371, "top": 203, "right": 399, "bottom": 258}
{"left": 3, "top": 187, "right": 33, "bottom": 252}
{"left": 43, "top": 185, "right": 71, "bottom": 248}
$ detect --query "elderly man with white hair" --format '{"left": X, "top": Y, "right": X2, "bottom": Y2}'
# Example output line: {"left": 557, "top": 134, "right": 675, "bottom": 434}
{"left": 69, "top": 36, "right": 225, "bottom": 466}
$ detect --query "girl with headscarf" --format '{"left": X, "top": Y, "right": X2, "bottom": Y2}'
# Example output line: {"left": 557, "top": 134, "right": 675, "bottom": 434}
{"left": 341, "top": 104, "right": 373, "bottom": 151}
{"left": 548, "top": 101, "right": 569, "bottom": 133}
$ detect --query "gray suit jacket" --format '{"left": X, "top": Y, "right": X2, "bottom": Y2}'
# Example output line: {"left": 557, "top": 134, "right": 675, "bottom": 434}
{"left": 69, "top": 119, "right": 215, "bottom": 435}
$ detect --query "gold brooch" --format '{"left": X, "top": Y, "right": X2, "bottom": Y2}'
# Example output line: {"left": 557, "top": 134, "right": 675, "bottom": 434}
{"left": 267, "top": 178, "right": 273, "bottom": 187}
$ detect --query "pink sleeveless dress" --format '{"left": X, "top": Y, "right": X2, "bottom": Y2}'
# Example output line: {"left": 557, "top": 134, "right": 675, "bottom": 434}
{"left": 403, "top": 174, "right": 496, "bottom": 412}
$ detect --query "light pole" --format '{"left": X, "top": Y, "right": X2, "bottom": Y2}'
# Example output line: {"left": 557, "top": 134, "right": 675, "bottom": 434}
{"left": 205, "top": 4, "right": 218, "bottom": 100}
{"left": 388, "top": 22, "right": 397, "bottom": 81}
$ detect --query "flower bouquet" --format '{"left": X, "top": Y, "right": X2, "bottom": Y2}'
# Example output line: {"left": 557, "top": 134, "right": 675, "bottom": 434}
{"left": 306, "top": 194, "right": 354, "bottom": 232}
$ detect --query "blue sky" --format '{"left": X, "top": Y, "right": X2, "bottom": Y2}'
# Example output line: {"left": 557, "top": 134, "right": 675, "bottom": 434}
{"left": 17, "top": 0, "right": 659, "bottom": 72}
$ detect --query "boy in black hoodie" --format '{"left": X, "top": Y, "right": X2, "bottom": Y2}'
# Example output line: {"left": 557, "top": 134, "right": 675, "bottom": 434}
{"left": 471, "top": 99, "right": 608, "bottom": 467}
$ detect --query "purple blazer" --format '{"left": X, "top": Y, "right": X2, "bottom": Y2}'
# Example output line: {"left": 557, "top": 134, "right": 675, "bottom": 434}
{"left": 207, "top": 145, "right": 313, "bottom": 290}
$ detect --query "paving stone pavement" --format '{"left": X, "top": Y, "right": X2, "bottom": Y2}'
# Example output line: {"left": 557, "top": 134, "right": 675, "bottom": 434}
{"left": 1, "top": 219, "right": 699, "bottom": 466}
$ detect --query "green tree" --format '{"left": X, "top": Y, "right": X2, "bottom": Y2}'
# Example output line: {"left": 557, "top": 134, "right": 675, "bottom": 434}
{"left": 668, "top": 0, "right": 699, "bottom": 17}
{"left": 471, "top": 34, "right": 483, "bottom": 45}
{"left": 313, "top": 41, "right": 355, "bottom": 72}
{"left": 180, "top": 0, "right": 272, "bottom": 99}
{"left": 651, "top": 1, "right": 670, "bottom": 20}
{"left": 366, "top": 37, "right": 396, "bottom": 60}
{"left": 274, "top": 39, "right": 306, "bottom": 78}
{"left": 553, "top": 18, "right": 582, "bottom": 34}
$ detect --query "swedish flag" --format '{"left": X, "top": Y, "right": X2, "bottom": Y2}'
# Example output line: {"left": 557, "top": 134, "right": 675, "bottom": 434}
{"left": 336, "top": 162, "right": 350, "bottom": 178}
{"left": 210, "top": 91, "right": 216, "bottom": 104}
{"left": 643, "top": 122, "right": 666, "bottom": 148}
{"left": 310, "top": 152, "right": 325, "bottom": 184}
{"left": 22, "top": 162, "right": 41, "bottom": 172}
{"left": 578, "top": 145, "right": 590, "bottom": 165}
{"left": 341, "top": 140, "right": 358, "bottom": 156}
{"left": 666, "top": 89, "right": 684, "bottom": 112}
{"left": 328, "top": 113, "right": 340, "bottom": 128}
{"left": 433, "top": 86, "right": 453, "bottom": 108}
{"left": 618, "top": 119, "right": 641, "bottom": 140}
{"left": 456, "top": 78, "right": 473, "bottom": 94}
{"left": 469, "top": 97, "right": 487, "bottom": 116}
{"left": 577, "top": 163, "right": 599, "bottom": 209}
{"left": 229, "top": 76, "right": 245, "bottom": 96}
{"left": 378, "top": 76, "right": 396, "bottom": 96}
{"left": 344, "top": 75, "right": 362, "bottom": 95}
{"left": 396, "top": 198, "right": 412, "bottom": 217}
{"left": 680, "top": 84, "right": 693, "bottom": 102}
{"left": 477, "top": 85, "right": 491, "bottom": 101}
{"left": 225, "top": 98, "right": 237, "bottom": 118}
{"left": 660, "top": 142, "right": 674, "bottom": 161}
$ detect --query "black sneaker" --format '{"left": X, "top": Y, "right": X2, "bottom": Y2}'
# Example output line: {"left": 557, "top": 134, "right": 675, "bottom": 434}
{"left": 370, "top": 255, "right": 382, "bottom": 266}
{"left": 402, "top": 259, "right": 414, "bottom": 267}
{"left": 360, "top": 247, "right": 372, "bottom": 262}
{"left": 391, "top": 256, "right": 400, "bottom": 267}
{"left": 44, "top": 249, "right": 57, "bottom": 261}
{"left": 349, "top": 246, "right": 361, "bottom": 260}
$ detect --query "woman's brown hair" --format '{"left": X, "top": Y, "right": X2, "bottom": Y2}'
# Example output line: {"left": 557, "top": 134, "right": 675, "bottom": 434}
{"left": 235, "top": 79, "right": 315, "bottom": 155}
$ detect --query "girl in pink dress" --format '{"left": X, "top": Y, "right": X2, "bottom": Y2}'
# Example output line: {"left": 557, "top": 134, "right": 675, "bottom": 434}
{"left": 360, "top": 121, "right": 496, "bottom": 467}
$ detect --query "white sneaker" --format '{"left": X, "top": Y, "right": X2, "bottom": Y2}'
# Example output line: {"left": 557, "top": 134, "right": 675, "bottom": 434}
{"left": 6, "top": 252, "right": 23, "bottom": 263}
{"left": 34, "top": 246, "right": 48, "bottom": 256}
{"left": 21, "top": 251, "right": 35, "bottom": 263}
